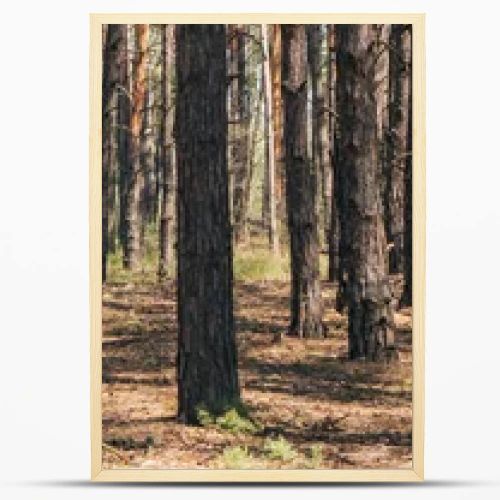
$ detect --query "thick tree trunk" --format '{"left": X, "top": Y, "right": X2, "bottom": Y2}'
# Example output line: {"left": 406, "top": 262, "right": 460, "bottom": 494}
{"left": 123, "top": 24, "right": 149, "bottom": 270}
{"left": 158, "top": 25, "right": 176, "bottom": 279}
{"left": 262, "top": 24, "right": 279, "bottom": 254}
{"left": 336, "top": 25, "right": 394, "bottom": 360}
{"left": 283, "top": 24, "right": 324, "bottom": 339}
{"left": 176, "top": 25, "right": 239, "bottom": 424}
{"left": 387, "top": 25, "right": 411, "bottom": 275}
{"left": 401, "top": 26, "right": 413, "bottom": 307}
{"left": 327, "top": 25, "right": 340, "bottom": 284}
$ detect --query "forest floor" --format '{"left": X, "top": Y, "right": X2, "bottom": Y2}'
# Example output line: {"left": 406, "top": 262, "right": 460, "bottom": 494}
{"left": 102, "top": 272, "right": 413, "bottom": 470}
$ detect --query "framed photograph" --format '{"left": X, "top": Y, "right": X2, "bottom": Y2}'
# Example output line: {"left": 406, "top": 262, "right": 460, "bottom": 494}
{"left": 90, "top": 13, "right": 425, "bottom": 482}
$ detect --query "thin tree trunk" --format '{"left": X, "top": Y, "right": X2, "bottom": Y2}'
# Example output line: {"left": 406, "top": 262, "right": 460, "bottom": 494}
{"left": 376, "top": 25, "right": 390, "bottom": 232}
{"left": 237, "top": 25, "right": 262, "bottom": 245}
{"left": 327, "top": 24, "right": 340, "bottom": 284}
{"left": 336, "top": 25, "right": 394, "bottom": 361}
{"left": 262, "top": 24, "right": 279, "bottom": 254}
{"left": 158, "top": 25, "right": 175, "bottom": 279}
{"left": 270, "top": 24, "right": 285, "bottom": 234}
{"left": 123, "top": 24, "right": 149, "bottom": 270}
{"left": 102, "top": 25, "right": 122, "bottom": 282}
{"left": 401, "top": 26, "right": 413, "bottom": 307}
{"left": 232, "top": 27, "right": 251, "bottom": 244}
{"left": 387, "top": 25, "right": 411, "bottom": 275}
{"left": 176, "top": 25, "right": 239, "bottom": 424}
{"left": 319, "top": 30, "right": 331, "bottom": 248}
{"left": 283, "top": 24, "right": 324, "bottom": 339}
{"left": 307, "top": 25, "right": 327, "bottom": 246}
{"left": 118, "top": 25, "right": 131, "bottom": 253}
{"left": 102, "top": 25, "right": 111, "bottom": 283}
{"left": 141, "top": 46, "right": 155, "bottom": 227}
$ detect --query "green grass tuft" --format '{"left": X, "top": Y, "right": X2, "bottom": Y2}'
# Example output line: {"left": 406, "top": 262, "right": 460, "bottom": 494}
{"left": 215, "top": 408, "right": 260, "bottom": 435}
{"left": 233, "top": 247, "right": 290, "bottom": 281}
{"left": 196, "top": 403, "right": 260, "bottom": 435}
{"left": 220, "top": 446, "right": 254, "bottom": 469}
{"left": 307, "top": 444, "right": 324, "bottom": 469}
{"left": 263, "top": 436, "right": 297, "bottom": 462}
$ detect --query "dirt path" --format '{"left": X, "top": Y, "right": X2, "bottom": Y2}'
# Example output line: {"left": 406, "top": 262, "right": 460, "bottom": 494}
{"left": 102, "top": 279, "right": 412, "bottom": 469}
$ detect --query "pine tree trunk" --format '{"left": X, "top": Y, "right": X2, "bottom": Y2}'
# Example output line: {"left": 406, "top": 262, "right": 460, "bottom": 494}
{"left": 307, "top": 25, "right": 328, "bottom": 246}
{"left": 118, "top": 25, "right": 131, "bottom": 253}
{"left": 232, "top": 27, "right": 251, "bottom": 244}
{"left": 158, "top": 25, "right": 175, "bottom": 279}
{"left": 283, "top": 24, "right": 324, "bottom": 339}
{"left": 401, "top": 26, "right": 413, "bottom": 307}
{"left": 387, "top": 25, "right": 411, "bottom": 275}
{"left": 336, "top": 25, "right": 394, "bottom": 360}
{"left": 102, "top": 25, "right": 123, "bottom": 282}
{"left": 376, "top": 25, "right": 390, "bottom": 233}
{"left": 123, "top": 24, "right": 149, "bottom": 270}
{"left": 327, "top": 25, "right": 340, "bottom": 284}
{"left": 176, "top": 25, "right": 239, "bottom": 424}
{"left": 270, "top": 24, "right": 285, "bottom": 237}
{"left": 237, "top": 25, "right": 262, "bottom": 245}
{"left": 262, "top": 24, "right": 279, "bottom": 254}
{"left": 102, "top": 25, "right": 111, "bottom": 283}
{"left": 141, "top": 50, "right": 155, "bottom": 228}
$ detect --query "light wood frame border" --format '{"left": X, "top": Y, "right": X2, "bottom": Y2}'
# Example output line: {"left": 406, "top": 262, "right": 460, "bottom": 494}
{"left": 90, "top": 13, "right": 425, "bottom": 482}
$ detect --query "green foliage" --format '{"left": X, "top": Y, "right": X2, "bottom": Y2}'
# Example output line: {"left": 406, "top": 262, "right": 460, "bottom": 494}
{"left": 233, "top": 247, "right": 289, "bottom": 281}
{"left": 307, "top": 444, "right": 324, "bottom": 469}
{"left": 196, "top": 403, "right": 260, "bottom": 435}
{"left": 263, "top": 436, "right": 297, "bottom": 462}
{"left": 106, "top": 222, "right": 175, "bottom": 284}
{"left": 195, "top": 405, "right": 215, "bottom": 426}
{"left": 215, "top": 408, "right": 259, "bottom": 435}
{"left": 220, "top": 446, "right": 254, "bottom": 469}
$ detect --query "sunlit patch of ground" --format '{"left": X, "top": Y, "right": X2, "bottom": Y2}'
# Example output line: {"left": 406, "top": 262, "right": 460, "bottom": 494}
{"left": 102, "top": 279, "right": 412, "bottom": 469}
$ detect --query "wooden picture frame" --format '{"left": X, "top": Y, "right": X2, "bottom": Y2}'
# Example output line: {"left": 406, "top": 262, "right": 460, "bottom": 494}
{"left": 90, "top": 13, "right": 425, "bottom": 482}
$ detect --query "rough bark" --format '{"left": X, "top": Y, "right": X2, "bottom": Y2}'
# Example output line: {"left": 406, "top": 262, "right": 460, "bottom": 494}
{"left": 236, "top": 24, "right": 262, "bottom": 245}
{"left": 176, "top": 25, "right": 239, "bottom": 424}
{"left": 387, "top": 25, "right": 411, "bottom": 274}
{"left": 283, "top": 24, "right": 324, "bottom": 339}
{"left": 123, "top": 24, "right": 149, "bottom": 270}
{"left": 262, "top": 24, "right": 279, "bottom": 254}
{"left": 102, "top": 25, "right": 123, "bottom": 282}
{"left": 229, "top": 26, "right": 249, "bottom": 244}
{"left": 141, "top": 48, "right": 156, "bottom": 227}
{"left": 118, "top": 25, "right": 131, "bottom": 253}
{"left": 336, "top": 25, "right": 394, "bottom": 360}
{"left": 401, "top": 26, "right": 413, "bottom": 307}
{"left": 158, "top": 25, "right": 176, "bottom": 279}
{"left": 307, "top": 25, "right": 329, "bottom": 246}
{"left": 270, "top": 24, "right": 285, "bottom": 232}
{"left": 373, "top": 25, "right": 390, "bottom": 248}
{"left": 327, "top": 24, "right": 340, "bottom": 284}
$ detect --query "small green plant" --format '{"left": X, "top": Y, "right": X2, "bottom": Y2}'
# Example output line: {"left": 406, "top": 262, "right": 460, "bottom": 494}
{"left": 195, "top": 405, "right": 215, "bottom": 426}
{"left": 215, "top": 408, "right": 259, "bottom": 434}
{"left": 221, "top": 446, "right": 253, "bottom": 469}
{"left": 263, "top": 436, "right": 297, "bottom": 462}
{"left": 308, "top": 444, "right": 324, "bottom": 469}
